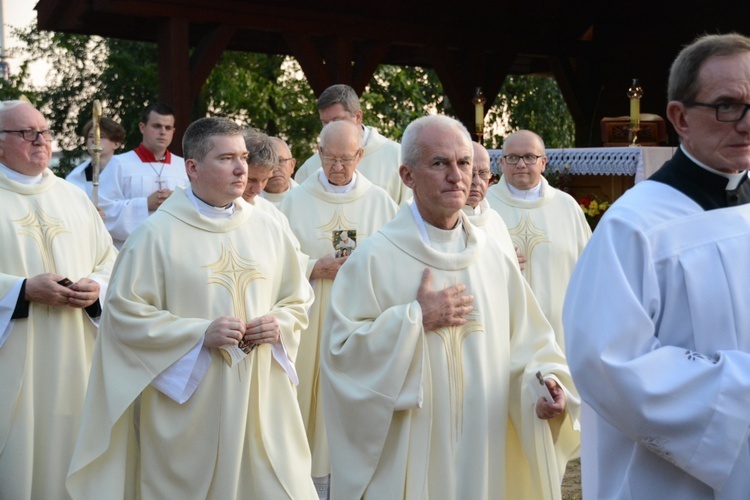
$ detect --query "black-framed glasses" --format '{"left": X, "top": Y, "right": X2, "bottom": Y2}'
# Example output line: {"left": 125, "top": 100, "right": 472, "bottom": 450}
{"left": 1, "top": 129, "right": 55, "bottom": 142}
{"left": 503, "top": 154, "right": 544, "bottom": 166}
{"left": 472, "top": 168, "right": 492, "bottom": 180}
{"left": 682, "top": 101, "right": 750, "bottom": 122}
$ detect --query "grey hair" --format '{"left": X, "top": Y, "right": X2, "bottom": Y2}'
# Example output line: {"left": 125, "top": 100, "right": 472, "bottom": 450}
{"left": 319, "top": 120, "right": 363, "bottom": 151}
{"left": 317, "top": 84, "right": 361, "bottom": 115}
{"left": 668, "top": 33, "right": 750, "bottom": 102}
{"left": 244, "top": 129, "right": 278, "bottom": 171}
{"left": 182, "top": 116, "right": 244, "bottom": 162}
{"left": 0, "top": 100, "right": 35, "bottom": 138}
{"left": 401, "top": 115, "right": 471, "bottom": 167}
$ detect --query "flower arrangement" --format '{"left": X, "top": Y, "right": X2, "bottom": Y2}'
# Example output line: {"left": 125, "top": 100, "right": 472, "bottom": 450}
{"left": 543, "top": 164, "right": 572, "bottom": 192}
{"left": 577, "top": 196, "right": 610, "bottom": 228}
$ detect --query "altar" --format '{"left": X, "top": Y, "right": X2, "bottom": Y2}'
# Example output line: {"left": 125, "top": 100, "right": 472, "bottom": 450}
{"left": 488, "top": 146, "right": 676, "bottom": 202}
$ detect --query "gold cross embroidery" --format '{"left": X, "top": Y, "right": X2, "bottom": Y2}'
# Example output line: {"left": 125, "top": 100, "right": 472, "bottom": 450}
{"left": 316, "top": 208, "right": 357, "bottom": 242}
{"left": 14, "top": 204, "right": 70, "bottom": 274}
{"left": 507, "top": 213, "right": 549, "bottom": 283}
{"left": 432, "top": 300, "right": 484, "bottom": 448}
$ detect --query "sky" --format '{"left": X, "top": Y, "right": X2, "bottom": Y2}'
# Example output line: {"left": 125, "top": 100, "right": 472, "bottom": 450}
{"left": 3, "top": 0, "right": 48, "bottom": 86}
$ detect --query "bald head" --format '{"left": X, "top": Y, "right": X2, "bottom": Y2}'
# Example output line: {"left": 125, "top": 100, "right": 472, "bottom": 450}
{"left": 467, "top": 142, "right": 491, "bottom": 208}
{"left": 318, "top": 120, "right": 363, "bottom": 186}
{"left": 500, "top": 130, "right": 547, "bottom": 190}
{"left": 0, "top": 101, "right": 53, "bottom": 176}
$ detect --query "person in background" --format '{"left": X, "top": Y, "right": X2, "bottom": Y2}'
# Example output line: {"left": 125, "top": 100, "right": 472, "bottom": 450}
{"left": 486, "top": 130, "right": 590, "bottom": 352}
{"left": 261, "top": 136, "right": 298, "bottom": 206}
{"left": 98, "top": 102, "right": 188, "bottom": 248}
{"left": 294, "top": 84, "right": 411, "bottom": 204}
{"left": 66, "top": 117, "right": 126, "bottom": 205}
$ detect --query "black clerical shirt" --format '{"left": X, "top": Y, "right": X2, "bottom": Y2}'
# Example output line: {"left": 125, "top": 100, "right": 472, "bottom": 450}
{"left": 650, "top": 147, "right": 750, "bottom": 210}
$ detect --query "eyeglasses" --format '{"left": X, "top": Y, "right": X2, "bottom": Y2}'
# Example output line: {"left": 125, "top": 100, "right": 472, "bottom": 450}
{"left": 320, "top": 153, "right": 359, "bottom": 168}
{"left": 472, "top": 168, "right": 492, "bottom": 180}
{"left": 503, "top": 154, "right": 544, "bottom": 166}
{"left": 1, "top": 129, "right": 56, "bottom": 142}
{"left": 277, "top": 157, "right": 294, "bottom": 165}
{"left": 682, "top": 101, "right": 750, "bottom": 122}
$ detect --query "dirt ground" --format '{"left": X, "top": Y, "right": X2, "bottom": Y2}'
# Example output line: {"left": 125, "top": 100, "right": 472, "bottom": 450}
{"left": 562, "top": 458, "right": 582, "bottom": 500}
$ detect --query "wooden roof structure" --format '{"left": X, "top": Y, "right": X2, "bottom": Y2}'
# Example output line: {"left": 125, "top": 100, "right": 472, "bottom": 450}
{"left": 35, "top": 0, "right": 750, "bottom": 152}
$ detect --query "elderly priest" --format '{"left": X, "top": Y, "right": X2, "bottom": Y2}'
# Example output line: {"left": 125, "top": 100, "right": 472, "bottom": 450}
{"left": 320, "top": 114, "right": 579, "bottom": 500}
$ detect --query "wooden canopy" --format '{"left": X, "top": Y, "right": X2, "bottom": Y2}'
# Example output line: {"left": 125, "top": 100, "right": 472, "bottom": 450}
{"left": 35, "top": 0, "right": 750, "bottom": 152}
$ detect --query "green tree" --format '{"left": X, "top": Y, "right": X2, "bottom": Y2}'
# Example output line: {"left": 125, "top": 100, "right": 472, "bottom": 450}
{"left": 6, "top": 21, "right": 574, "bottom": 175}
{"left": 486, "top": 75, "right": 575, "bottom": 149}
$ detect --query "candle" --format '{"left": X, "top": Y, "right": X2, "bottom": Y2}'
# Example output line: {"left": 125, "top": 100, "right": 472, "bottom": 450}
{"left": 630, "top": 97, "right": 640, "bottom": 130}
{"left": 475, "top": 101, "right": 484, "bottom": 131}
{"left": 627, "top": 79, "right": 643, "bottom": 130}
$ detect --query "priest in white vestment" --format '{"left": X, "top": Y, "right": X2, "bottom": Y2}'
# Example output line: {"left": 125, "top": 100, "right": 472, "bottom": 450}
{"left": 320, "top": 115, "right": 579, "bottom": 500}
{"left": 462, "top": 141, "right": 525, "bottom": 268}
{"left": 261, "top": 136, "right": 299, "bottom": 206}
{"left": 279, "top": 120, "right": 398, "bottom": 493}
{"left": 98, "top": 102, "right": 189, "bottom": 248}
{"left": 0, "top": 101, "right": 116, "bottom": 500}
{"left": 67, "top": 117, "right": 317, "bottom": 499}
{"left": 486, "top": 131, "right": 590, "bottom": 351}
{"left": 565, "top": 34, "right": 750, "bottom": 499}
{"left": 293, "top": 84, "right": 411, "bottom": 204}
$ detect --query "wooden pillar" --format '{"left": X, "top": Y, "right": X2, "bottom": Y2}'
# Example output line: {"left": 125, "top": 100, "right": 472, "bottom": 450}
{"left": 158, "top": 18, "right": 190, "bottom": 155}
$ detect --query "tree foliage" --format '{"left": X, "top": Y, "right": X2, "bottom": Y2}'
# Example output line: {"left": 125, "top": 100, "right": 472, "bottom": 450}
{"left": 2, "top": 21, "right": 574, "bottom": 175}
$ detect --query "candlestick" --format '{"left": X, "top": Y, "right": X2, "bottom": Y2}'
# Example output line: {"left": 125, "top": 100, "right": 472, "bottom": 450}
{"left": 627, "top": 79, "right": 643, "bottom": 146}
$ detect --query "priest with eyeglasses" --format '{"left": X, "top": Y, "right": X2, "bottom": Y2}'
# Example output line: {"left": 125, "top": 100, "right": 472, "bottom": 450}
{"left": 486, "top": 130, "right": 590, "bottom": 352}
{"left": 279, "top": 119, "right": 397, "bottom": 498}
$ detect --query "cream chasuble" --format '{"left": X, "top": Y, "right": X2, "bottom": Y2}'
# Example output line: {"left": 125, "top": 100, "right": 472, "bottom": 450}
{"left": 261, "top": 178, "right": 299, "bottom": 207}
{"left": 294, "top": 126, "right": 411, "bottom": 204}
{"left": 67, "top": 188, "right": 317, "bottom": 499}
{"left": 0, "top": 168, "right": 116, "bottom": 500}
{"left": 279, "top": 173, "right": 397, "bottom": 476}
{"left": 486, "top": 176, "right": 590, "bottom": 350}
{"left": 461, "top": 198, "right": 519, "bottom": 264}
{"left": 98, "top": 149, "right": 188, "bottom": 247}
{"left": 320, "top": 206, "right": 580, "bottom": 500}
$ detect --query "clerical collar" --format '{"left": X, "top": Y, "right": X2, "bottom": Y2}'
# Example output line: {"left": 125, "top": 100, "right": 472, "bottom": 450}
{"left": 319, "top": 169, "right": 357, "bottom": 193}
{"left": 0, "top": 163, "right": 44, "bottom": 184}
{"left": 186, "top": 187, "right": 235, "bottom": 219}
{"left": 468, "top": 203, "right": 482, "bottom": 215}
{"left": 507, "top": 180, "right": 542, "bottom": 199}
{"left": 134, "top": 143, "right": 172, "bottom": 164}
{"left": 409, "top": 200, "right": 467, "bottom": 251}
{"left": 680, "top": 145, "right": 748, "bottom": 190}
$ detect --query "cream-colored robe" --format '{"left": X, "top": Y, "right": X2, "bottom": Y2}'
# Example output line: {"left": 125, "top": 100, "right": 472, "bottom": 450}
{"left": 0, "top": 168, "right": 116, "bottom": 500}
{"left": 320, "top": 206, "right": 580, "bottom": 500}
{"left": 66, "top": 188, "right": 317, "bottom": 499}
{"left": 279, "top": 173, "right": 397, "bottom": 476}
{"left": 486, "top": 176, "right": 591, "bottom": 350}
{"left": 261, "top": 178, "right": 298, "bottom": 207}
{"left": 294, "top": 126, "right": 411, "bottom": 204}
{"left": 462, "top": 198, "right": 518, "bottom": 263}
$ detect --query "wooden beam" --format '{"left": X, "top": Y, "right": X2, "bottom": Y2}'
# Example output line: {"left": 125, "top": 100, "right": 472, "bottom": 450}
{"left": 284, "top": 33, "right": 332, "bottom": 96}
{"left": 352, "top": 42, "right": 390, "bottom": 94}
{"left": 548, "top": 55, "right": 603, "bottom": 146}
{"left": 189, "top": 25, "right": 237, "bottom": 102}
{"left": 157, "top": 17, "right": 191, "bottom": 155}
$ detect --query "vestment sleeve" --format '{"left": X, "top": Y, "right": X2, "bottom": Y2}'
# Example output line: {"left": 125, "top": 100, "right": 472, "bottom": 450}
{"left": 564, "top": 214, "right": 750, "bottom": 490}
